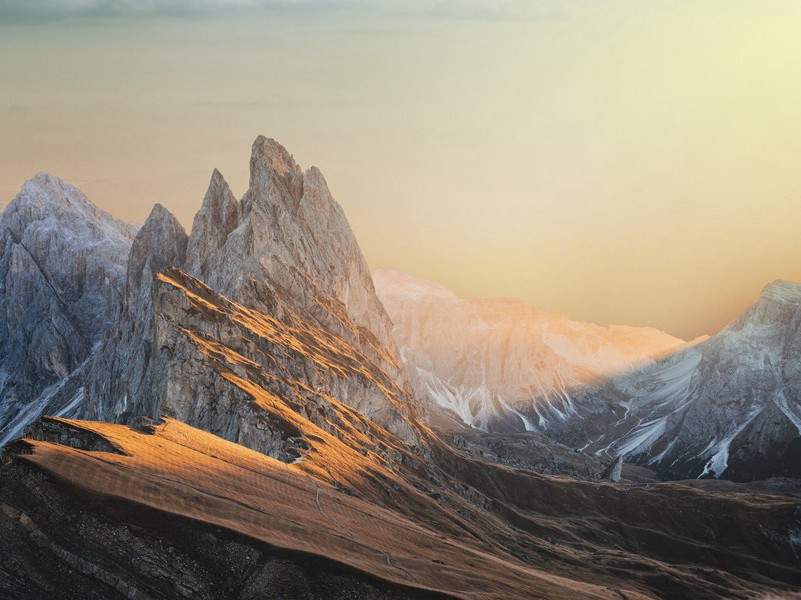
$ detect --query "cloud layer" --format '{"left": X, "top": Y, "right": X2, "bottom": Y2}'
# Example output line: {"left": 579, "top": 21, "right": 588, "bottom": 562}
{"left": 0, "top": 0, "right": 566, "bottom": 21}
{"left": 0, "top": 0, "right": 344, "bottom": 20}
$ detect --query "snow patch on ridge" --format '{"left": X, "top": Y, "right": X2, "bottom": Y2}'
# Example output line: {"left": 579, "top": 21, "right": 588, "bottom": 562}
{"left": 699, "top": 406, "right": 762, "bottom": 478}
{"left": 615, "top": 417, "right": 668, "bottom": 456}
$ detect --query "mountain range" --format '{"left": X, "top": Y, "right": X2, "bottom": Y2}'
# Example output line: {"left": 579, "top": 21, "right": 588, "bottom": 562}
{"left": 376, "top": 269, "right": 801, "bottom": 481}
{"left": 1, "top": 137, "right": 800, "bottom": 599}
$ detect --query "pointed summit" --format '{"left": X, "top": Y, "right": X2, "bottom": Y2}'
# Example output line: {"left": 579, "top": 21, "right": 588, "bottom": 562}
{"left": 246, "top": 135, "right": 304, "bottom": 212}
{"left": 0, "top": 174, "right": 137, "bottom": 443}
{"left": 183, "top": 136, "right": 396, "bottom": 353}
{"left": 15, "top": 173, "right": 92, "bottom": 212}
{"left": 126, "top": 203, "right": 187, "bottom": 299}
{"left": 186, "top": 169, "right": 239, "bottom": 281}
{"left": 250, "top": 135, "right": 300, "bottom": 179}
{"left": 759, "top": 280, "right": 801, "bottom": 304}
{"left": 84, "top": 203, "right": 187, "bottom": 423}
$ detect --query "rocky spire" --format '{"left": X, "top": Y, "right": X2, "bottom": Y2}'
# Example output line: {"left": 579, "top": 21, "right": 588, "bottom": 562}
{"left": 245, "top": 135, "right": 304, "bottom": 214}
{"left": 601, "top": 456, "right": 623, "bottom": 482}
{"left": 184, "top": 136, "right": 397, "bottom": 351}
{"left": 83, "top": 203, "right": 187, "bottom": 422}
{"left": 126, "top": 203, "right": 188, "bottom": 301}
{"left": 1, "top": 137, "right": 417, "bottom": 452}
{"left": 84, "top": 136, "right": 415, "bottom": 445}
{"left": 185, "top": 169, "right": 239, "bottom": 283}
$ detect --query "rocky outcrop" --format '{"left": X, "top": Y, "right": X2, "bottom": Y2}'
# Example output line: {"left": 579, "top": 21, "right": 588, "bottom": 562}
{"left": 0, "top": 174, "right": 137, "bottom": 446}
{"left": 4, "top": 416, "right": 801, "bottom": 599}
{"left": 0, "top": 420, "right": 449, "bottom": 600}
{"left": 75, "top": 137, "right": 418, "bottom": 453}
{"left": 2, "top": 139, "right": 801, "bottom": 598}
{"left": 186, "top": 137, "right": 396, "bottom": 353}
{"left": 726, "top": 400, "right": 801, "bottom": 481}
{"left": 601, "top": 456, "right": 623, "bottom": 482}
{"left": 82, "top": 204, "right": 188, "bottom": 421}
{"left": 0, "top": 138, "right": 416, "bottom": 456}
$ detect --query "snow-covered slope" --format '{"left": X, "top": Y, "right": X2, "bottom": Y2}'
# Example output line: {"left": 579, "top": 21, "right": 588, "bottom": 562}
{"left": 377, "top": 267, "right": 801, "bottom": 481}
{"left": 373, "top": 268, "right": 692, "bottom": 432}
{"left": 561, "top": 280, "right": 801, "bottom": 481}
{"left": 0, "top": 174, "right": 138, "bottom": 445}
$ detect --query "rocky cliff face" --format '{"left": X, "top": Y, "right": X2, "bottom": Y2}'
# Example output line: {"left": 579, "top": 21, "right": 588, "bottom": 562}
{"left": 76, "top": 137, "right": 417, "bottom": 453}
{"left": 0, "top": 138, "right": 415, "bottom": 455}
{"left": 2, "top": 139, "right": 801, "bottom": 598}
{"left": 373, "top": 268, "right": 691, "bottom": 432}
{"left": 82, "top": 204, "right": 188, "bottom": 422}
{"left": 185, "top": 138, "right": 396, "bottom": 352}
{"left": 0, "top": 174, "right": 137, "bottom": 445}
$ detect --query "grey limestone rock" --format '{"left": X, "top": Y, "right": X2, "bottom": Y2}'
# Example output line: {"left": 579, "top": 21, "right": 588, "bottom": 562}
{"left": 0, "top": 174, "right": 137, "bottom": 445}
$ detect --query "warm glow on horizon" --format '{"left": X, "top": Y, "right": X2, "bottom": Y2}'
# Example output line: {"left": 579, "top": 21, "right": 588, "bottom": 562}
{"left": 2, "top": 1, "right": 801, "bottom": 340}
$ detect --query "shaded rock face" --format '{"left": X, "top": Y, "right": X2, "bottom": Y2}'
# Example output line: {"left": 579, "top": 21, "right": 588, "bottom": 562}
{"left": 539, "top": 281, "right": 801, "bottom": 481}
{"left": 0, "top": 174, "right": 137, "bottom": 445}
{"left": 85, "top": 267, "right": 419, "bottom": 456}
{"left": 0, "top": 138, "right": 414, "bottom": 456}
{"left": 601, "top": 456, "right": 623, "bottom": 482}
{"left": 83, "top": 205, "right": 188, "bottom": 422}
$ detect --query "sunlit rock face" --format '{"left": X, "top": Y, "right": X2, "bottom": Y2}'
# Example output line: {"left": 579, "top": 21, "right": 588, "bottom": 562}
{"left": 563, "top": 281, "right": 801, "bottom": 481}
{"left": 373, "top": 268, "right": 690, "bottom": 432}
{"left": 0, "top": 138, "right": 418, "bottom": 455}
{"left": 77, "top": 137, "right": 418, "bottom": 451}
{"left": 185, "top": 137, "right": 396, "bottom": 352}
{"left": 0, "top": 174, "right": 138, "bottom": 445}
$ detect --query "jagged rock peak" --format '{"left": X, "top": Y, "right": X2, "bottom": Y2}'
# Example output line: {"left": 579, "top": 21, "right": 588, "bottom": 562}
{"left": 186, "top": 169, "right": 239, "bottom": 277}
{"left": 247, "top": 135, "right": 304, "bottom": 212}
{"left": 183, "top": 136, "right": 397, "bottom": 351}
{"left": 126, "top": 203, "right": 187, "bottom": 298}
{"left": 727, "top": 279, "right": 801, "bottom": 332}
{"left": 251, "top": 135, "right": 300, "bottom": 179}
{"left": 0, "top": 175, "right": 138, "bottom": 445}
{"left": 14, "top": 172, "right": 96, "bottom": 213}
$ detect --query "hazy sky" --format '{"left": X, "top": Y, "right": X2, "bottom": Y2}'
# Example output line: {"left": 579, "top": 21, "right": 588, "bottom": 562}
{"left": 2, "top": 0, "right": 801, "bottom": 340}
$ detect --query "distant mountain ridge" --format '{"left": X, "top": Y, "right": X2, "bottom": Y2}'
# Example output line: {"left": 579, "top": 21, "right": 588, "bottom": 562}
{"left": 373, "top": 267, "right": 696, "bottom": 431}
{"left": 556, "top": 279, "right": 801, "bottom": 481}
{"left": 375, "top": 267, "right": 801, "bottom": 481}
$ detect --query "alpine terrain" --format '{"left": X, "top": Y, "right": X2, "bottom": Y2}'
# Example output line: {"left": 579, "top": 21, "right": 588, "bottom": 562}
{"left": 375, "top": 264, "right": 801, "bottom": 483}
{"left": 1, "top": 137, "right": 800, "bottom": 599}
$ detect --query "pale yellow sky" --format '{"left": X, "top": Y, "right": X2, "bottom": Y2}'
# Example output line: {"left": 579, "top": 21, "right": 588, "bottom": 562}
{"left": 1, "top": 1, "right": 800, "bottom": 339}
